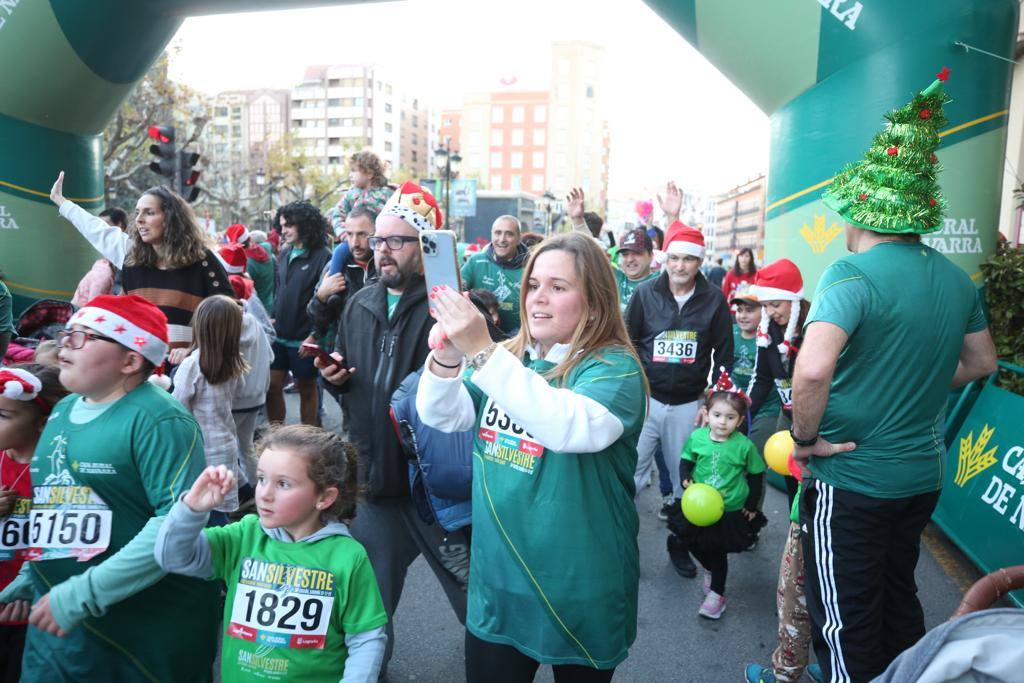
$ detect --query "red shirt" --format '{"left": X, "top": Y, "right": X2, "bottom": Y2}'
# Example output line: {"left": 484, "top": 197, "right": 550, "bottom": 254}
{"left": 0, "top": 449, "right": 33, "bottom": 624}
{"left": 722, "top": 270, "right": 757, "bottom": 302}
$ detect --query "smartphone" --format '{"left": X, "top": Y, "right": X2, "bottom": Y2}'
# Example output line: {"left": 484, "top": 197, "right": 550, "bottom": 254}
{"left": 300, "top": 342, "right": 343, "bottom": 370}
{"left": 420, "top": 230, "right": 462, "bottom": 311}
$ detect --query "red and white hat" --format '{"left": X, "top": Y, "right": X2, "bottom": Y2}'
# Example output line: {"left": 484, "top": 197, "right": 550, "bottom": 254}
{"left": 751, "top": 259, "right": 804, "bottom": 359}
{"left": 709, "top": 366, "right": 750, "bottom": 405}
{"left": 750, "top": 259, "right": 804, "bottom": 302}
{"left": 229, "top": 274, "right": 254, "bottom": 301}
{"left": 380, "top": 181, "right": 442, "bottom": 232}
{"left": 663, "top": 220, "right": 705, "bottom": 258}
{"left": 217, "top": 243, "right": 248, "bottom": 275}
{"left": 0, "top": 368, "right": 42, "bottom": 402}
{"left": 226, "top": 223, "right": 250, "bottom": 244}
{"left": 69, "top": 295, "right": 169, "bottom": 367}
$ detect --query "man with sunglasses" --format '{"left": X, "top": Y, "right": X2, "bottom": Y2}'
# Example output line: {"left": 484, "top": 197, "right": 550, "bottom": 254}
{"left": 316, "top": 182, "right": 468, "bottom": 674}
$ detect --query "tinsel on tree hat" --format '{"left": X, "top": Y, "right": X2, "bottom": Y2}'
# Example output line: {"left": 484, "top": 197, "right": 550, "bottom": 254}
{"left": 822, "top": 67, "right": 951, "bottom": 235}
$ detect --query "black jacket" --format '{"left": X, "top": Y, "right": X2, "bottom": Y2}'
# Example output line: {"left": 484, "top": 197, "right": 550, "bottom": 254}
{"left": 625, "top": 271, "right": 734, "bottom": 405}
{"left": 321, "top": 275, "right": 433, "bottom": 500}
{"left": 748, "top": 319, "right": 802, "bottom": 418}
{"left": 306, "top": 258, "right": 377, "bottom": 350}
{"left": 272, "top": 245, "right": 332, "bottom": 341}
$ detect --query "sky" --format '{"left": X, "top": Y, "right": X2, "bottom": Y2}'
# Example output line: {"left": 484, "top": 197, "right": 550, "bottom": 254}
{"left": 168, "top": 0, "right": 769, "bottom": 202}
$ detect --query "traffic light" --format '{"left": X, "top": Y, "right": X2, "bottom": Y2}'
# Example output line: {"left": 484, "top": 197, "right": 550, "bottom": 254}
{"left": 179, "top": 150, "right": 201, "bottom": 202}
{"left": 148, "top": 125, "right": 176, "bottom": 179}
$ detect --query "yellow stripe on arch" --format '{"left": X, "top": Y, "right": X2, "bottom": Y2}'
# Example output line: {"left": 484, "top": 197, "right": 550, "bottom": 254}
{"left": 765, "top": 110, "right": 1010, "bottom": 214}
{"left": 0, "top": 178, "right": 104, "bottom": 203}
{"left": 5, "top": 279, "right": 74, "bottom": 297}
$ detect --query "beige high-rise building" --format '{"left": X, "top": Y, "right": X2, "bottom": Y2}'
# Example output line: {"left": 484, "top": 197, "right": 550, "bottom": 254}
{"left": 399, "top": 94, "right": 438, "bottom": 178}
{"left": 714, "top": 175, "right": 767, "bottom": 256}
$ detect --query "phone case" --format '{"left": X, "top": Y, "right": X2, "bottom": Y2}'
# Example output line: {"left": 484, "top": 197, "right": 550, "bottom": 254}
{"left": 420, "top": 230, "right": 462, "bottom": 310}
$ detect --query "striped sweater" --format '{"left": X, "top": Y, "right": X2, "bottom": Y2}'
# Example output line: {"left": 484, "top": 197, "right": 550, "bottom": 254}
{"left": 59, "top": 201, "right": 233, "bottom": 347}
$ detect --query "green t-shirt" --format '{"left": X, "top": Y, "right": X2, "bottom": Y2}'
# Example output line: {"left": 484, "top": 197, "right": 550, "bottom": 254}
{"left": 288, "top": 247, "right": 307, "bottom": 262}
{"left": 681, "top": 427, "right": 765, "bottom": 512}
{"left": 461, "top": 253, "right": 523, "bottom": 333}
{"left": 248, "top": 242, "right": 276, "bottom": 312}
{"left": 613, "top": 267, "right": 658, "bottom": 313}
{"left": 386, "top": 291, "right": 401, "bottom": 319}
{"left": 205, "top": 515, "right": 388, "bottom": 683}
{"left": 732, "top": 325, "right": 781, "bottom": 418}
{"left": 0, "top": 280, "right": 13, "bottom": 334}
{"left": 27, "top": 382, "right": 220, "bottom": 681}
{"left": 463, "top": 347, "right": 646, "bottom": 668}
{"left": 806, "top": 242, "right": 987, "bottom": 498}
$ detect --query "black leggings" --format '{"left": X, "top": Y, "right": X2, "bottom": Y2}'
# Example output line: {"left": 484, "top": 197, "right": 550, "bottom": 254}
{"left": 465, "top": 631, "right": 616, "bottom": 683}
{"left": 690, "top": 547, "right": 728, "bottom": 594}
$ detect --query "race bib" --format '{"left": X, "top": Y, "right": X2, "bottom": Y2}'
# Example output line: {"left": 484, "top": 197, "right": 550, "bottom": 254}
{"left": 652, "top": 330, "right": 698, "bottom": 364}
{"left": 22, "top": 486, "right": 112, "bottom": 562}
{"left": 228, "top": 558, "right": 336, "bottom": 650}
{"left": 478, "top": 399, "right": 544, "bottom": 474}
{"left": 775, "top": 378, "right": 793, "bottom": 410}
{"left": 0, "top": 497, "right": 32, "bottom": 561}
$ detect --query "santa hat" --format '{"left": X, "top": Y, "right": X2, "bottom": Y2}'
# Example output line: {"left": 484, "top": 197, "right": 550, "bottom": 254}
{"left": 379, "top": 181, "right": 442, "bottom": 232}
{"left": 226, "top": 223, "right": 250, "bottom": 244}
{"left": 229, "top": 274, "right": 254, "bottom": 301}
{"left": 69, "top": 295, "right": 169, "bottom": 367}
{"left": 663, "top": 220, "right": 705, "bottom": 258}
{"left": 217, "top": 243, "right": 248, "bottom": 275}
{"left": 708, "top": 366, "right": 750, "bottom": 405}
{"left": 751, "top": 259, "right": 804, "bottom": 361}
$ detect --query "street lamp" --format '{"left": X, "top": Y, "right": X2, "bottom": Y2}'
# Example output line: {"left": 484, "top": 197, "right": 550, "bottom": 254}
{"left": 434, "top": 138, "right": 462, "bottom": 231}
{"left": 255, "top": 168, "right": 267, "bottom": 231}
{"left": 540, "top": 190, "right": 556, "bottom": 237}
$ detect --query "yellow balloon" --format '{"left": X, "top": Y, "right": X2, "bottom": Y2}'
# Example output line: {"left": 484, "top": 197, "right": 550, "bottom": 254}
{"left": 764, "top": 430, "right": 794, "bottom": 476}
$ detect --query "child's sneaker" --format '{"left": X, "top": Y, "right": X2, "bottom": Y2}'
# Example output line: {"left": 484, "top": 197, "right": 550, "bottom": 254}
{"left": 743, "top": 664, "right": 776, "bottom": 683}
{"left": 806, "top": 663, "right": 824, "bottom": 683}
{"left": 702, "top": 571, "right": 711, "bottom": 595}
{"left": 698, "top": 590, "right": 726, "bottom": 619}
{"left": 657, "top": 494, "right": 674, "bottom": 521}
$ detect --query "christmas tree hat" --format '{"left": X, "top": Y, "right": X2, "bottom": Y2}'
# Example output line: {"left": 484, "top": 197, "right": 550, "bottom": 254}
{"left": 822, "top": 67, "right": 951, "bottom": 234}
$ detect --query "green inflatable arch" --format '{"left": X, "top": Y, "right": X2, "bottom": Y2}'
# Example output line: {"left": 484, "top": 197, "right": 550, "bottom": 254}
{"left": 1, "top": 1, "right": 1017, "bottom": 314}
{"left": 644, "top": 0, "right": 1018, "bottom": 290}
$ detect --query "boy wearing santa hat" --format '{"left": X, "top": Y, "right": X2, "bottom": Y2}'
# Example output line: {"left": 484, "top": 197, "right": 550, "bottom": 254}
{"left": 0, "top": 295, "right": 219, "bottom": 681}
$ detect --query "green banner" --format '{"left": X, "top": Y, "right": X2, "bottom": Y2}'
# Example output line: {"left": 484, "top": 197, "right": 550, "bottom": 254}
{"left": 933, "top": 381, "right": 1024, "bottom": 607}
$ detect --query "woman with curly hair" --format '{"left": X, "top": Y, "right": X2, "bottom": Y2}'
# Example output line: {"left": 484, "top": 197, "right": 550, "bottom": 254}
{"left": 50, "top": 173, "right": 233, "bottom": 362}
{"left": 268, "top": 200, "right": 333, "bottom": 426}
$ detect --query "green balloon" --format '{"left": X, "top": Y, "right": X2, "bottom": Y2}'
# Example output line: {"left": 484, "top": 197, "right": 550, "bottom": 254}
{"left": 681, "top": 483, "right": 725, "bottom": 527}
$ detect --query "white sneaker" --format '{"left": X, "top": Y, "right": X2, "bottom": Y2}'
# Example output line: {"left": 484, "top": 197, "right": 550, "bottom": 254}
{"left": 698, "top": 590, "right": 726, "bottom": 619}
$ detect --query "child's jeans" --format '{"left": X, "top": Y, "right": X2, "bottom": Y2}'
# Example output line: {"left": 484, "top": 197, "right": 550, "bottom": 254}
{"left": 772, "top": 521, "right": 812, "bottom": 683}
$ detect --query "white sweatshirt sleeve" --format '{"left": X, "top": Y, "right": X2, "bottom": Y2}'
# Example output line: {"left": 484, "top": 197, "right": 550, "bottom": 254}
{"left": 59, "top": 201, "right": 129, "bottom": 269}
{"left": 470, "top": 345, "right": 624, "bottom": 453}
{"left": 415, "top": 353, "right": 476, "bottom": 432}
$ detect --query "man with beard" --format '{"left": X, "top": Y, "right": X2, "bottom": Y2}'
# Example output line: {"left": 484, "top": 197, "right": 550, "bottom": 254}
{"left": 461, "top": 215, "right": 528, "bottom": 334}
{"left": 316, "top": 182, "right": 470, "bottom": 672}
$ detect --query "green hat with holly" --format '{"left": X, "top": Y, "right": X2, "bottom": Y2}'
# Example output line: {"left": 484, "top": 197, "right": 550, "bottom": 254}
{"left": 822, "top": 67, "right": 951, "bottom": 234}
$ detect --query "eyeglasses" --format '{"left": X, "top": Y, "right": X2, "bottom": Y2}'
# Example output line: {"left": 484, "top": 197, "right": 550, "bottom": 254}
{"left": 368, "top": 235, "right": 420, "bottom": 251}
{"left": 56, "top": 329, "right": 118, "bottom": 350}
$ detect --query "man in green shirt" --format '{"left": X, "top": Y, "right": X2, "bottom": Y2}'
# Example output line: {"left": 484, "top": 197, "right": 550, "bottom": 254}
{"left": 613, "top": 228, "right": 659, "bottom": 313}
{"left": 461, "top": 215, "right": 528, "bottom": 334}
{"left": 791, "top": 71, "right": 998, "bottom": 683}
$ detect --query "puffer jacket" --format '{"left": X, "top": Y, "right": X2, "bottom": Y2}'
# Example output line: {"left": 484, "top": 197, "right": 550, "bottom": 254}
{"left": 390, "top": 369, "right": 472, "bottom": 532}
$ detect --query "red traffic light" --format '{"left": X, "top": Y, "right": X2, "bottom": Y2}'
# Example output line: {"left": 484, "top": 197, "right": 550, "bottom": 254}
{"left": 147, "top": 125, "right": 175, "bottom": 144}
{"left": 183, "top": 170, "right": 201, "bottom": 186}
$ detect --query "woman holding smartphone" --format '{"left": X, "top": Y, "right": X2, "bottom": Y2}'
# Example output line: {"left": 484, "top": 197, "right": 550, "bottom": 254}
{"left": 416, "top": 232, "right": 648, "bottom": 682}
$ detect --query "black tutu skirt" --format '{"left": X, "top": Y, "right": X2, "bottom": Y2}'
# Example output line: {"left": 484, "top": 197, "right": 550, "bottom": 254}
{"left": 667, "top": 507, "right": 768, "bottom": 555}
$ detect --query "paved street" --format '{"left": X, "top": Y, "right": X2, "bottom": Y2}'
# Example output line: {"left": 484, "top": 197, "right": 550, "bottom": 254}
{"left": 287, "top": 391, "right": 982, "bottom": 682}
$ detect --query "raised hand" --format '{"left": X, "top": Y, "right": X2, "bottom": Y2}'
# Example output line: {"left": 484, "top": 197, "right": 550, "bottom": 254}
{"left": 183, "top": 465, "right": 236, "bottom": 513}
{"left": 566, "top": 187, "right": 585, "bottom": 222}
{"left": 657, "top": 181, "right": 682, "bottom": 220}
{"left": 50, "top": 171, "right": 67, "bottom": 208}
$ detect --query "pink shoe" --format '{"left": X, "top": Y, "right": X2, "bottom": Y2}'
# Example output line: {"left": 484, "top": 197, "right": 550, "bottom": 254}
{"left": 702, "top": 572, "right": 712, "bottom": 595}
{"left": 699, "top": 590, "right": 726, "bottom": 619}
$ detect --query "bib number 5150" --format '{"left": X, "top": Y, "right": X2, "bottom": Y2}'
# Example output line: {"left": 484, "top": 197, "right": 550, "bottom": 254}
{"left": 28, "top": 509, "right": 111, "bottom": 549}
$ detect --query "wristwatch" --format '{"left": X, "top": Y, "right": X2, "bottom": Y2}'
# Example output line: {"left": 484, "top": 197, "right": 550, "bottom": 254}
{"left": 469, "top": 342, "right": 498, "bottom": 370}
{"left": 789, "top": 427, "right": 818, "bottom": 448}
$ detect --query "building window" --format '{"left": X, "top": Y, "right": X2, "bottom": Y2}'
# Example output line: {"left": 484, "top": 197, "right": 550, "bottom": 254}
{"left": 586, "top": 86, "right": 594, "bottom": 98}
{"left": 534, "top": 105, "right": 546, "bottom": 123}
{"left": 491, "top": 106, "right": 504, "bottom": 123}
{"left": 512, "top": 106, "right": 525, "bottom": 123}
{"left": 328, "top": 98, "right": 340, "bottom": 106}
{"left": 385, "top": 141, "right": 393, "bottom": 151}
{"left": 411, "top": 150, "right": 418, "bottom": 162}
{"left": 492, "top": 174, "right": 503, "bottom": 188}
{"left": 384, "top": 103, "right": 392, "bottom": 113}
{"left": 329, "top": 156, "right": 341, "bottom": 165}
{"left": 215, "top": 106, "right": 229, "bottom": 117}
{"left": 329, "top": 137, "right": 340, "bottom": 145}
{"left": 328, "top": 78, "right": 340, "bottom": 86}
{"left": 412, "top": 134, "right": 418, "bottom": 145}
{"left": 511, "top": 129, "right": 524, "bottom": 145}
{"left": 491, "top": 129, "right": 503, "bottom": 146}
{"left": 532, "top": 175, "right": 545, "bottom": 192}
{"left": 510, "top": 175, "right": 522, "bottom": 191}
{"left": 533, "top": 129, "right": 546, "bottom": 145}
{"left": 510, "top": 152, "right": 523, "bottom": 169}
{"left": 385, "top": 122, "right": 392, "bottom": 133}
{"left": 532, "top": 151, "right": 545, "bottom": 167}
{"left": 412, "top": 115, "right": 418, "bottom": 127}
{"left": 490, "top": 151, "right": 503, "bottom": 167}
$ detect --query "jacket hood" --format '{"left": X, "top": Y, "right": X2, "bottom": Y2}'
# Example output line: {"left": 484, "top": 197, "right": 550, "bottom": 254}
{"left": 486, "top": 242, "right": 530, "bottom": 269}
{"left": 245, "top": 244, "right": 270, "bottom": 263}
{"left": 264, "top": 519, "right": 352, "bottom": 543}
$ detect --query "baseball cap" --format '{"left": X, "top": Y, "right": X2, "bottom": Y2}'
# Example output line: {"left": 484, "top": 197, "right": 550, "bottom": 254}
{"left": 730, "top": 281, "right": 761, "bottom": 306}
{"left": 618, "top": 228, "right": 653, "bottom": 254}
